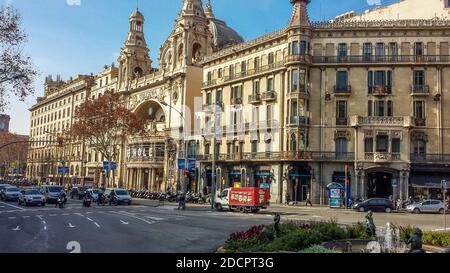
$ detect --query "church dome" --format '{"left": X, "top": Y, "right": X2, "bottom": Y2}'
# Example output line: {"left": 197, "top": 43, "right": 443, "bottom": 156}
{"left": 208, "top": 18, "right": 244, "bottom": 50}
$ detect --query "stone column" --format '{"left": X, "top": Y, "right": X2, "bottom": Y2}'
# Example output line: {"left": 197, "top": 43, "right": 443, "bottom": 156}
{"left": 361, "top": 171, "right": 367, "bottom": 200}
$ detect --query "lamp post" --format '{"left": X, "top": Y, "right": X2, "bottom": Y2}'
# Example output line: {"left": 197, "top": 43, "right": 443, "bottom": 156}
{"left": 160, "top": 101, "right": 189, "bottom": 195}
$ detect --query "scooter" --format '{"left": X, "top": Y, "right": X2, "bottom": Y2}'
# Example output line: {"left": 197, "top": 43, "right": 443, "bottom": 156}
{"left": 97, "top": 194, "right": 106, "bottom": 206}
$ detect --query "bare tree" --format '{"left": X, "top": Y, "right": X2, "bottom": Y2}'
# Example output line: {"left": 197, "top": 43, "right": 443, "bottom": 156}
{"left": 0, "top": 5, "right": 37, "bottom": 111}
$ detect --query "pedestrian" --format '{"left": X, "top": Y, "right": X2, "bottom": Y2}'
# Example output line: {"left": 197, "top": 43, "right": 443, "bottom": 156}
{"left": 178, "top": 192, "right": 186, "bottom": 210}
{"left": 305, "top": 192, "right": 312, "bottom": 207}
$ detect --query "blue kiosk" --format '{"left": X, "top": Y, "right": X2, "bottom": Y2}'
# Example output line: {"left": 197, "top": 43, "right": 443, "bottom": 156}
{"left": 327, "top": 182, "right": 344, "bottom": 208}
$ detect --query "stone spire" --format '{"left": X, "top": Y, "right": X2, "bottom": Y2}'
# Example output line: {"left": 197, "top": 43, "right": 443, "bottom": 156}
{"left": 205, "top": 0, "right": 214, "bottom": 18}
{"left": 288, "top": 0, "right": 311, "bottom": 28}
{"left": 180, "top": 0, "right": 206, "bottom": 18}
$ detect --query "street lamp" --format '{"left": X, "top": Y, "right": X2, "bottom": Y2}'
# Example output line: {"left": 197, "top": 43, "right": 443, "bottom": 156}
{"left": 160, "top": 101, "right": 189, "bottom": 195}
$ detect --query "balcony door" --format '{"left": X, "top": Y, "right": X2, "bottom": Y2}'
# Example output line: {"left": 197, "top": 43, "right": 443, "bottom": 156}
{"left": 335, "top": 137, "right": 348, "bottom": 158}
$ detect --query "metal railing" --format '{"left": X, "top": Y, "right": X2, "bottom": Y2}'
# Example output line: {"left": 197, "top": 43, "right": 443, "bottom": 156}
{"left": 287, "top": 115, "right": 310, "bottom": 126}
{"left": 313, "top": 55, "right": 450, "bottom": 64}
{"left": 284, "top": 54, "right": 312, "bottom": 64}
{"left": 410, "top": 153, "right": 450, "bottom": 163}
{"left": 231, "top": 97, "right": 242, "bottom": 105}
{"left": 369, "top": 85, "right": 392, "bottom": 95}
{"left": 248, "top": 94, "right": 261, "bottom": 104}
{"left": 262, "top": 91, "right": 277, "bottom": 101}
{"left": 197, "top": 151, "right": 355, "bottom": 162}
{"left": 411, "top": 85, "right": 430, "bottom": 94}
{"left": 414, "top": 118, "right": 426, "bottom": 127}
{"left": 334, "top": 85, "right": 352, "bottom": 94}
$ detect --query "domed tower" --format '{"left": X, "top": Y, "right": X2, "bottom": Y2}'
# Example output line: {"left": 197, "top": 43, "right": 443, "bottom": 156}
{"left": 285, "top": 0, "right": 312, "bottom": 153}
{"left": 118, "top": 9, "right": 152, "bottom": 90}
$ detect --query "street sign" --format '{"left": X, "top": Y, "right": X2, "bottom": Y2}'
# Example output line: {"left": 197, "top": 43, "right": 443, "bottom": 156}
{"left": 103, "top": 161, "right": 117, "bottom": 171}
{"left": 57, "top": 166, "right": 69, "bottom": 174}
{"left": 178, "top": 158, "right": 196, "bottom": 171}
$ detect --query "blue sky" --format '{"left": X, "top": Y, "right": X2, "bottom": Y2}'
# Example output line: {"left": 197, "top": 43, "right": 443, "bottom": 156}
{"left": 1, "top": 0, "right": 395, "bottom": 134}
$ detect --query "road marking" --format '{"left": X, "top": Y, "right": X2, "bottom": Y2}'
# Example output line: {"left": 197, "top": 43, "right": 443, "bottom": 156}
{"left": 44, "top": 226, "right": 47, "bottom": 230}
{"left": 22, "top": 216, "right": 30, "bottom": 218}
{"left": 62, "top": 213, "right": 70, "bottom": 216}
{"left": 42, "top": 220, "right": 46, "bottom": 224}
{"left": 75, "top": 213, "right": 84, "bottom": 217}
{"left": 12, "top": 226, "right": 20, "bottom": 231}
{"left": 66, "top": 241, "right": 81, "bottom": 253}
{"left": 112, "top": 211, "right": 154, "bottom": 225}
{"left": 86, "top": 212, "right": 93, "bottom": 214}
{"left": 0, "top": 205, "right": 4, "bottom": 207}
{"left": 36, "top": 215, "right": 43, "bottom": 220}
{"left": 68, "top": 223, "right": 76, "bottom": 228}
{"left": 120, "top": 220, "right": 129, "bottom": 225}
{"left": 8, "top": 217, "right": 16, "bottom": 219}
{"left": 0, "top": 201, "right": 25, "bottom": 211}
{"left": 94, "top": 222, "right": 100, "bottom": 228}
{"left": 86, "top": 217, "right": 93, "bottom": 221}
{"left": 145, "top": 216, "right": 167, "bottom": 221}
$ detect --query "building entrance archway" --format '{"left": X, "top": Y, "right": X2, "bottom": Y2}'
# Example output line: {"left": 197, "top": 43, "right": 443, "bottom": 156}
{"left": 367, "top": 172, "right": 393, "bottom": 199}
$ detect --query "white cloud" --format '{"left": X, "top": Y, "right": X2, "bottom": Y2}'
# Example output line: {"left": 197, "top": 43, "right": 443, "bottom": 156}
{"left": 367, "top": 0, "right": 382, "bottom": 5}
{"left": 66, "top": 0, "right": 81, "bottom": 6}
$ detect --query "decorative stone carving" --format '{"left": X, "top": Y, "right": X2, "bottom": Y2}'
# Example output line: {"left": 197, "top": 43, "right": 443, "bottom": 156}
{"left": 411, "top": 131, "right": 428, "bottom": 142}
{"left": 335, "top": 130, "right": 351, "bottom": 140}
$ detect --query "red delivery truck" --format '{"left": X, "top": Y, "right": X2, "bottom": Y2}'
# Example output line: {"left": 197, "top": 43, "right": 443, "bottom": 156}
{"left": 214, "top": 187, "right": 270, "bottom": 213}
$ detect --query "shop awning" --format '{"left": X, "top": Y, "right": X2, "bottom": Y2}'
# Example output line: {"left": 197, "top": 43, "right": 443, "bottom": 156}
{"left": 410, "top": 174, "right": 450, "bottom": 189}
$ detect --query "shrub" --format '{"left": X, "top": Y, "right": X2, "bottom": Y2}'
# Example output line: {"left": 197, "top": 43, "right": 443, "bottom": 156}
{"left": 299, "top": 245, "right": 340, "bottom": 253}
{"left": 422, "top": 232, "right": 450, "bottom": 247}
{"left": 311, "top": 221, "right": 347, "bottom": 241}
{"left": 346, "top": 222, "right": 375, "bottom": 240}
{"left": 261, "top": 229, "right": 323, "bottom": 252}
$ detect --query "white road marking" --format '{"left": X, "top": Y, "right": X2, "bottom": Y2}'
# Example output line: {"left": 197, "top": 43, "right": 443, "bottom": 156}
{"left": 112, "top": 211, "right": 154, "bottom": 225}
{"left": 0, "top": 201, "right": 25, "bottom": 211}
{"left": 12, "top": 226, "right": 20, "bottom": 231}
{"left": 94, "top": 222, "right": 100, "bottom": 228}
{"left": 86, "top": 217, "right": 93, "bottom": 221}
{"left": 66, "top": 241, "right": 81, "bottom": 253}
{"left": 22, "top": 216, "right": 30, "bottom": 218}
{"left": 75, "top": 213, "right": 84, "bottom": 217}
{"left": 86, "top": 212, "right": 93, "bottom": 214}
{"left": 120, "top": 220, "right": 129, "bottom": 225}
{"left": 0, "top": 205, "right": 5, "bottom": 207}
{"left": 44, "top": 226, "right": 47, "bottom": 230}
{"left": 36, "top": 215, "right": 43, "bottom": 220}
{"left": 42, "top": 220, "right": 46, "bottom": 225}
{"left": 68, "top": 223, "right": 76, "bottom": 228}
{"left": 62, "top": 213, "right": 70, "bottom": 216}
{"left": 145, "top": 216, "right": 167, "bottom": 221}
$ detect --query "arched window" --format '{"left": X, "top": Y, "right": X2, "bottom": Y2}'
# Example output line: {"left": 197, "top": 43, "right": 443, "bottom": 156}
{"left": 133, "top": 67, "right": 143, "bottom": 78}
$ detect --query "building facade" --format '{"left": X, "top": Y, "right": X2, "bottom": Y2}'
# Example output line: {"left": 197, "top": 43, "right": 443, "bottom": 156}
{"left": 198, "top": 0, "right": 450, "bottom": 204}
{"left": 27, "top": 0, "right": 450, "bottom": 203}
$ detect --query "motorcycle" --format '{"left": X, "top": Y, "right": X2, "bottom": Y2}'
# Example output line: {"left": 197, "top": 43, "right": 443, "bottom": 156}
{"left": 56, "top": 196, "right": 66, "bottom": 208}
{"left": 83, "top": 195, "right": 92, "bottom": 207}
{"left": 97, "top": 194, "right": 106, "bottom": 206}
{"left": 109, "top": 195, "right": 119, "bottom": 206}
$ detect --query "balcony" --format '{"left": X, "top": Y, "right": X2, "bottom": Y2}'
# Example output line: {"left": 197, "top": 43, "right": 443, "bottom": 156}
{"left": 202, "top": 101, "right": 224, "bottom": 112}
{"left": 411, "top": 85, "right": 430, "bottom": 95}
{"left": 414, "top": 118, "right": 426, "bottom": 127}
{"left": 333, "top": 85, "right": 352, "bottom": 95}
{"left": 284, "top": 54, "right": 312, "bottom": 65}
{"left": 197, "top": 151, "right": 355, "bottom": 162}
{"left": 312, "top": 55, "right": 450, "bottom": 64}
{"left": 262, "top": 91, "right": 277, "bottom": 101}
{"left": 248, "top": 94, "right": 261, "bottom": 104}
{"left": 369, "top": 85, "right": 392, "bottom": 96}
{"left": 288, "top": 86, "right": 310, "bottom": 98}
{"left": 231, "top": 97, "right": 242, "bottom": 105}
{"left": 351, "top": 116, "right": 414, "bottom": 128}
{"left": 336, "top": 117, "right": 348, "bottom": 126}
{"left": 219, "top": 61, "right": 285, "bottom": 85}
{"left": 410, "top": 153, "right": 450, "bottom": 163}
{"left": 202, "top": 79, "right": 217, "bottom": 88}
{"left": 287, "top": 115, "right": 310, "bottom": 126}
{"left": 365, "top": 152, "right": 401, "bottom": 162}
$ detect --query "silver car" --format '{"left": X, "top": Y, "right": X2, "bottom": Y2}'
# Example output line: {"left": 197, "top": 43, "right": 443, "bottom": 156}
{"left": 2, "top": 187, "right": 20, "bottom": 201}
{"left": 18, "top": 189, "right": 46, "bottom": 206}
{"left": 406, "top": 199, "right": 446, "bottom": 214}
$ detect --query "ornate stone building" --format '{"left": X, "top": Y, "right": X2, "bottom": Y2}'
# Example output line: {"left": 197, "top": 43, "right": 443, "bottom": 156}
{"left": 199, "top": 0, "right": 450, "bottom": 204}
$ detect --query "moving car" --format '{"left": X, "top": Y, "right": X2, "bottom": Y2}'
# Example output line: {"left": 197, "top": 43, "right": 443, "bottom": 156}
{"left": 353, "top": 198, "right": 395, "bottom": 213}
{"left": 214, "top": 187, "right": 270, "bottom": 213}
{"left": 104, "top": 188, "right": 132, "bottom": 205}
{"left": 406, "top": 199, "right": 447, "bottom": 214}
{"left": 18, "top": 189, "right": 45, "bottom": 206}
{"left": 41, "top": 185, "right": 64, "bottom": 204}
{"left": 1, "top": 187, "right": 20, "bottom": 201}
{"left": 87, "top": 188, "right": 100, "bottom": 202}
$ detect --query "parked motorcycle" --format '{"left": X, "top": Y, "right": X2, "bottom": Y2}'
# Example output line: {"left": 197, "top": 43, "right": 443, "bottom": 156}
{"left": 56, "top": 196, "right": 66, "bottom": 208}
{"left": 83, "top": 195, "right": 92, "bottom": 207}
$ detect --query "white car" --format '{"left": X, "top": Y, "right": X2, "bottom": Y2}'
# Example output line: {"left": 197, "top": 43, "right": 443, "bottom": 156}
{"left": 406, "top": 199, "right": 446, "bottom": 214}
{"left": 18, "top": 189, "right": 46, "bottom": 206}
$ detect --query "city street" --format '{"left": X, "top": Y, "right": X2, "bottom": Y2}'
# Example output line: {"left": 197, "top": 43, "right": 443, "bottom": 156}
{"left": 0, "top": 199, "right": 273, "bottom": 253}
{"left": 1, "top": 198, "right": 448, "bottom": 253}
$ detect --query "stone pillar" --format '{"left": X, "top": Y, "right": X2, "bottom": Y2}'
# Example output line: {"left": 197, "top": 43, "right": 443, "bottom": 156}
{"left": 361, "top": 171, "right": 367, "bottom": 200}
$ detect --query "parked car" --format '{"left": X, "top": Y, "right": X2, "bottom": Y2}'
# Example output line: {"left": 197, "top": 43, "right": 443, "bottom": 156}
{"left": 41, "top": 185, "right": 64, "bottom": 204}
{"left": 70, "top": 187, "right": 86, "bottom": 200}
{"left": 104, "top": 188, "right": 132, "bottom": 205}
{"left": 406, "top": 199, "right": 447, "bottom": 214}
{"left": 18, "top": 189, "right": 46, "bottom": 207}
{"left": 353, "top": 198, "right": 395, "bottom": 213}
{"left": 1, "top": 187, "right": 20, "bottom": 201}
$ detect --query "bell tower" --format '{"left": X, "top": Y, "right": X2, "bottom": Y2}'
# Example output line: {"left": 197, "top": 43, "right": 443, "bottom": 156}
{"left": 118, "top": 9, "right": 152, "bottom": 90}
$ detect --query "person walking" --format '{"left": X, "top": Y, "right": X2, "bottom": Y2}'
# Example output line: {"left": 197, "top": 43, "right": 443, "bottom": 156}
{"left": 305, "top": 192, "right": 312, "bottom": 207}
{"left": 177, "top": 192, "right": 186, "bottom": 210}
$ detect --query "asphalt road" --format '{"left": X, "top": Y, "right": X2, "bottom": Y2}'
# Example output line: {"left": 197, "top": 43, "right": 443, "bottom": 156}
{"left": 0, "top": 199, "right": 272, "bottom": 253}
{"left": 1, "top": 199, "right": 448, "bottom": 253}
